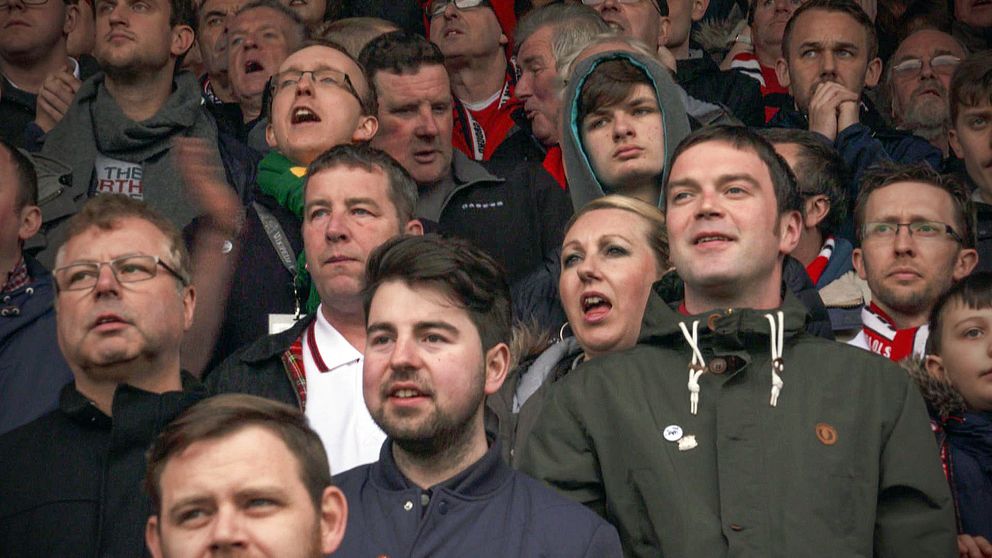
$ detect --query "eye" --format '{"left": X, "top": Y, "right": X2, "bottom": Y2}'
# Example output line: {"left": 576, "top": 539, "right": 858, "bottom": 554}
{"left": 604, "top": 244, "right": 629, "bottom": 257}
{"left": 836, "top": 49, "right": 854, "bottom": 58}
{"left": 67, "top": 267, "right": 99, "bottom": 286}
{"left": 669, "top": 190, "right": 693, "bottom": 204}
{"left": 423, "top": 332, "right": 448, "bottom": 344}
{"left": 229, "top": 35, "right": 244, "bottom": 47}
{"left": 632, "top": 106, "right": 655, "bottom": 117}
{"left": 432, "top": 103, "right": 450, "bottom": 114}
{"left": 308, "top": 207, "right": 329, "bottom": 221}
{"left": 351, "top": 206, "right": 374, "bottom": 216}
{"left": 968, "top": 116, "right": 989, "bottom": 129}
{"left": 368, "top": 333, "right": 394, "bottom": 347}
{"left": 96, "top": 1, "right": 114, "bottom": 13}
{"left": 800, "top": 49, "right": 817, "bottom": 59}
{"left": 964, "top": 327, "right": 985, "bottom": 339}
{"left": 206, "top": 15, "right": 222, "bottom": 27}
{"left": 585, "top": 117, "right": 608, "bottom": 131}
{"left": 176, "top": 507, "right": 210, "bottom": 527}
{"left": 132, "top": 1, "right": 149, "bottom": 12}
{"left": 725, "top": 184, "right": 749, "bottom": 197}
{"left": 246, "top": 497, "right": 277, "bottom": 509}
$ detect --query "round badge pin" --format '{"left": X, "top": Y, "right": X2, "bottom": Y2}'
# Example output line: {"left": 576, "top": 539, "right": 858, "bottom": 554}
{"left": 663, "top": 425, "right": 683, "bottom": 442}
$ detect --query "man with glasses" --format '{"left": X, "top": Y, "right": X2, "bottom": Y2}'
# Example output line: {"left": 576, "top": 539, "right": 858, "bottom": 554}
{"left": 187, "top": 39, "right": 377, "bottom": 375}
{"left": 884, "top": 28, "right": 967, "bottom": 158}
{"left": 850, "top": 163, "right": 977, "bottom": 360}
{"left": 0, "top": 194, "right": 207, "bottom": 557}
{"left": 425, "top": 0, "right": 520, "bottom": 162}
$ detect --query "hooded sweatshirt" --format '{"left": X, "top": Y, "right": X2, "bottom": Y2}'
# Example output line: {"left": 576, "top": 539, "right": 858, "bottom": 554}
{"left": 560, "top": 50, "right": 691, "bottom": 211}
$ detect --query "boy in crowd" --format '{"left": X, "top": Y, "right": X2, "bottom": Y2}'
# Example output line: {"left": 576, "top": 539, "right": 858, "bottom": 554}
{"left": 916, "top": 273, "right": 992, "bottom": 555}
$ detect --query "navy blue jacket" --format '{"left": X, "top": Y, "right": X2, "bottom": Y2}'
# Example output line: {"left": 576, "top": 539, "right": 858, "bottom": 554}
{"left": 943, "top": 411, "right": 992, "bottom": 539}
{"left": 0, "top": 256, "right": 72, "bottom": 435}
{"left": 334, "top": 438, "right": 623, "bottom": 558}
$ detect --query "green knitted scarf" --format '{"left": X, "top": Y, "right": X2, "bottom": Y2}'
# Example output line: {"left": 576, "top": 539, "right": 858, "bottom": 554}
{"left": 256, "top": 151, "right": 319, "bottom": 314}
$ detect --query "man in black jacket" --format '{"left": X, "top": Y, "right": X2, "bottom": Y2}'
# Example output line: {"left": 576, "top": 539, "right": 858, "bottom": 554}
{"left": 0, "top": 195, "right": 207, "bottom": 558}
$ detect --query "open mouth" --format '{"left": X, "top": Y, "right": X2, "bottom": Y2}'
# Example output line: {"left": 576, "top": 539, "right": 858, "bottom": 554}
{"left": 244, "top": 60, "right": 264, "bottom": 74}
{"left": 291, "top": 107, "right": 321, "bottom": 124}
{"left": 694, "top": 234, "right": 733, "bottom": 246}
{"left": 581, "top": 294, "right": 612, "bottom": 321}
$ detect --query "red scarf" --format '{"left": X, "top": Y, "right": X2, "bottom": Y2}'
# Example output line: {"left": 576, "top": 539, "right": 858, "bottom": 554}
{"left": 543, "top": 146, "right": 566, "bottom": 190}
{"left": 805, "top": 236, "right": 834, "bottom": 286}
{"left": 860, "top": 302, "right": 929, "bottom": 361}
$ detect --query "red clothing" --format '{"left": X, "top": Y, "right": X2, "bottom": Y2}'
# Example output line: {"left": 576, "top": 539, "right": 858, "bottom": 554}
{"left": 542, "top": 145, "right": 566, "bottom": 190}
{"left": 452, "top": 77, "right": 521, "bottom": 161}
{"left": 730, "top": 51, "right": 787, "bottom": 122}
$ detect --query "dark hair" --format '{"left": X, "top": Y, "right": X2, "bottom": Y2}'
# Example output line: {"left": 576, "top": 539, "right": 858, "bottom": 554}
{"left": 0, "top": 140, "right": 38, "bottom": 210}
{"left": 758, "top": 128, "right": 848, "bottom": 236}
{"left": 56, "top": 195, "right": 192, "bottom": 285}
{"left": 949, "top": 50, "right": 992, "bottom": 127}
{"left": 927, "top": 271, "right": 992, "bottom": 355}
{"left": 363, "top": 235, "right": 511, "bottom": 351}
{"left": 666, "top": 125, "right": 802, "bottom": 214}
{"left": 304, "top": 143, "right": 418, "bottom": 224}
{"left": 358, "top": 30, "right": 445, "bottom": 85}
{"left": 145, "top": 394, "right": 331, "bottom": 514}
{"left": 853, "top": 162, "right": 974, "bottom": 248}
{"left": 782, "top": 0, "right": 878, "bottom": 61}
{"left": 577, "top": 58, "right": 652, "bottom": 125}
{"left": 169, "top": 0, "right": 195, "bottom": 29}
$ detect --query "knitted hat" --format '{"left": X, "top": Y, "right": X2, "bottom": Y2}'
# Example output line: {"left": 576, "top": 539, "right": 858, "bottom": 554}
{"left": 421, "top": 0, "right": 517, "bottom": 60}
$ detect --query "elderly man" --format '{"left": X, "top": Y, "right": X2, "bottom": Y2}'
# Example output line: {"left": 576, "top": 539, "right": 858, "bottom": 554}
{"left": 771, "top": 0, "right": 942, "bottom": 207}
{"left": 521, "top": 126, "right": 957, "bottom": 556}
{"left": 360, "top": 30, "right": 571, "bottom": 284}
{"left": 425, "top": 0, "right": 519, "bottom": 161}
{"left": 145, "top": 394, "right": 348, "bottom": 557}
{"left": 885, "top": 28, "right": 967, "bottom": 157}
{"left": 193, "top": 0, "right": 247, "bottom": 105}
{"left": 334, "top": 234, "right": 622, "bottom": 557}
{"left": 0, "top": 195, "right": 207, "bottom": 557}
{"left": 850, "top": 164, "right": 977, "bottom": 360}
{"left": 208, "top": 144, "right": 422, "bottom": 475}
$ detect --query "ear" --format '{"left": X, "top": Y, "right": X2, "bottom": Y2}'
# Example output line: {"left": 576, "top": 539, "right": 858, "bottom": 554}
{"left": 852, "top": 246, "right": 867, "bottom": 280}
{"left": 145, "top": 516, "right": 164, "bottom": 558}
{"left": 775, "top": 57, "right": 792, "bottom": 91}
{"left": 182, "top": 284, "right": 196, "bottom": 331}
{"left": 803, "top": 195, "right": 830, "bottom": 231}
{"left": 657, "top": 16, "right": 672, "bottom": 49}
{"left": 483, "top": 342, "right": 510, "bottom": 396}
{"left": 351, "top": 115, "right": 378, "bottom": 143}
{"left": 404, "top": 219, "right": 424, "bottom": 236}
{"left": 777, "top": 209, "right": 802, "bottom": 255}
{"left": 318, "top": 486, "right": 348, "bottom": 555}
{"left": 691, "top": 0, "right": 709, "bottom": 22}
{"left": 499, "top": 31, "right": 508, "bottom": 47}
{"left": 63, "top": 2, "right": 79, "bottom": 36}
{"left": 17, "top": 205, "right": 41, "bottom": 242}
{"left": 170, "top": 24, "right": 195, "bottom": 59}
{"left": 953, "top": 247, "right": 978, "bottom": 281}
{"left": 949, "top": 128, "right": 965, "bottom": 159}
{"left": 925, "top": 354, "right": 948, "bottom": 383}
{"left": 864, "top": 57, "right": 882, "bottom": 88}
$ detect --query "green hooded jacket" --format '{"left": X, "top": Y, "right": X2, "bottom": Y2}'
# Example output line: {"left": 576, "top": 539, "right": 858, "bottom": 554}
{"left": 519, "top": 280, "right": 957, "bottom": 557}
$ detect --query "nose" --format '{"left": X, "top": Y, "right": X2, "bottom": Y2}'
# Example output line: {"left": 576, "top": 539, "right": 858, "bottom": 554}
{"left": 107, "top": 1, "right": 128, "bottom": 25}
{"left": 575, "top": 254, "right": 601, "bottom": 283}
{"left": 387, "top": 333, "right": 422, "bottom": 374}
{"left": 819, "top": 51, "right": 837, "bottom": 77}
{"left": 209, "top": 506, "right": 246, "bottom": 552}
{"left": 442, "top": 1, "right": 459, "bottom": 19}
{"left": 919, "top": 58, "right": 936, "bottom": 80}
{"left": 892, "top": 224, "right": 917, "bottom": 255}
{"left": 92, "top": 263, "right": 122, "bottom": 297}
{"left": 694, "top": 187, "right": 723, "bottom": 219}
{"left": 416, "top": 106, "right": 440, "bottom": 139}
{"left": 516, "top": 72, "right": 533, "bottom": 100}
{"left": 612, "top": 112, "right": 634, "bottom": 141}
{"left": 324, "top": 210, "right": 350, "bottom": 243}
{"left": 2, "top": 0, "right": 25, "bottom": 11}
{"left": 775, "top": 0, "right": 790, "bottom": 11}
{"left": 294, "top": 71, "right": 315, "bottom": 96}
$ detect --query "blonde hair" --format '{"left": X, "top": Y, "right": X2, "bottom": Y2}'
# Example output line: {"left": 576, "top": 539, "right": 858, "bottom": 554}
{"left": 564, "top": 195, "right": 669, "bottom": 271}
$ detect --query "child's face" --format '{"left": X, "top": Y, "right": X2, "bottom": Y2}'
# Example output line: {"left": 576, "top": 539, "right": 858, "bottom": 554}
{"left": 950, "top": 99, "right": 992, "bottom": 198}
{"left": 926, "top": 301, "right": 992, "bottom": 412}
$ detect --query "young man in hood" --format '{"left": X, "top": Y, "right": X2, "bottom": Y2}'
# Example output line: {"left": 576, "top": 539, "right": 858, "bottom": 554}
{"left": 520, "top": 125, "right": 957, "bottom": 557}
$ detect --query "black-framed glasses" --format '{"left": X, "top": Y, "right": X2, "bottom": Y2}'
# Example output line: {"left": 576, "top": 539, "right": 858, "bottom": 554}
{"left": 862, "top": 221, "right": 963, "bottom": 243}
{"left": 891, "top": 54, "right": 962, "bottom": 79}
{"left": 426, "top": 0, "right": 488, "bottom": 19}
{"left": 54, "top": 255, "right": 189, "bottom": 292}
{"left": 0, "top": 0, "right": 49, "bottom": 8}
{"left": 269, "top": 69, "right": 362, "bottom": 106}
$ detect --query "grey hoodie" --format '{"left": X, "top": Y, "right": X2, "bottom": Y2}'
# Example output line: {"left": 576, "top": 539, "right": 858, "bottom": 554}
{"left": 561, "top": 50, "right": 690, "bottom": 211}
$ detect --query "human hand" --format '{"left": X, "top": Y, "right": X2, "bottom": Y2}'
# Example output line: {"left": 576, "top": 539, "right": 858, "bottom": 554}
{"left": 174, "top": 136, "right": 244, "bottom": 237}
{"left": 34, "top": 68, "right": 81, "bottom": 133}
{"left": 807, "top": 81, "right": 860, "bottom": 142}
{"left": 959, "top": 534, "right": 992, "bottom": 558}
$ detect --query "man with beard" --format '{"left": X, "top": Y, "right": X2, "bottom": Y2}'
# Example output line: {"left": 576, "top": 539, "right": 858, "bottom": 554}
{"left": 333, "top": 234, "right": 621, "bottom": 557}
{"left": 0, "top": 195, "right": 207, "bottom": 557}
{"left": 850, "top": 163, "right": 977, "bottom": 360}
{"left": 885, "top": 28, "right": 967, "bottom": 158}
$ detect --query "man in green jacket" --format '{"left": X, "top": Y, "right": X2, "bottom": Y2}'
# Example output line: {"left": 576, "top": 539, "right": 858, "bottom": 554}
{"left": 519, "top": 125, "right": 957, "bottom": 557}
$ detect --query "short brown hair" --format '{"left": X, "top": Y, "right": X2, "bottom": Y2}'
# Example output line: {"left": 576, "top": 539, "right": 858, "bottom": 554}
{"left": 782, "top": 0, "right": 878, "bottom": 61}
{"left": 949, "top": 50, "right": 992, "bottom": 127}
{"left": 577, "top": 58, "right": 652, "bottom": 126}
{"left": 363, "top": 235, "right": 511, "bottom": 351}
{"left": 55, "top": 195, "right": 192, "bottom": 286}
{"left": 145, "top": 394, "right": 332, "bottom": 514}
{"left": 853, "top": 162, "right": 974, "bottom": 248}
{"left": 564, "top": 195, "right": 670, "bottom": 272}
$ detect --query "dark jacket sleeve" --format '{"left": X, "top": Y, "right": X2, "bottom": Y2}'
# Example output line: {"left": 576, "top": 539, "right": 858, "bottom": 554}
{"left": 532, "top": 165, "right": 573, "bottom": 263}
{"left": 874, "top": 369, "right": 958, "bottom": 557}
{"left": 834, "top": 123, "right": 943, "bottom": 204}
{"left": 582, "top": 522, "right": 624, "bottom": 558}
{"left": 518, "top": 376, "right": 607, "bottom": 517}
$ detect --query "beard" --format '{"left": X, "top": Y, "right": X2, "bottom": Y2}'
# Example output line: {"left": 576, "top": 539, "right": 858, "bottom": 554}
{"left": 372, "top": 367, "right": 486, "bottom": 460}
{"left": 899, "top": 81, "right": 950, "bottom": 131}
{"left": 870, "top": 265, "right": 955, "bottom": 319}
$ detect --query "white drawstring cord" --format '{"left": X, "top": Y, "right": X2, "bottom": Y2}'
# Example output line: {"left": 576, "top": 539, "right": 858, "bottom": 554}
{"left": 764, "top": 311, "right": 785, "bottom": 407}
{"left": 678, "top": 320, "right": 706, "bottom": 415}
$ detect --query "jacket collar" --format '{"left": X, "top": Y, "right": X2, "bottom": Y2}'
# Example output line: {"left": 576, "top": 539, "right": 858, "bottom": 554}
{"left": 237, "top": 314, "right": 315, "bottom": 364}
{"left": 60, "top": 370, "right": 207, "bottom": 430}
{"left": 369, "top": 434, "right": 512, "bottom": 498}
